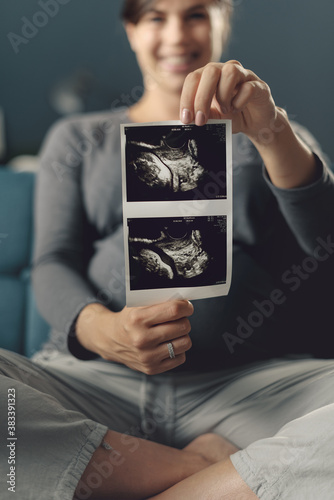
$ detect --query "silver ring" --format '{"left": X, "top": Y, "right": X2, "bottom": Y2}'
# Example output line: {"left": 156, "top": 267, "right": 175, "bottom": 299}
{"left": 167, "top": 342, "right": 175, "bottom": 359}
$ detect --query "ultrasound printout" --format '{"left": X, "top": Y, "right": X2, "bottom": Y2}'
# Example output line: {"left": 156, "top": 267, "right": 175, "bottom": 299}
{"left": 121, "top": 120, "right": 232, "bottom": 306}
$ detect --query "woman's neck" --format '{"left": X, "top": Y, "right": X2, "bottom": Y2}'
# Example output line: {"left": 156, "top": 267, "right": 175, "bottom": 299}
{"left": 128, "top": 88, "right": 182, "bottom": 123}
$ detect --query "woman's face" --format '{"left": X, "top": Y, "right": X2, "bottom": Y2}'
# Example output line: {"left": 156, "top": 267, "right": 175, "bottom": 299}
{"left": 125, "top": 0, "right": 225, "bottom": 95}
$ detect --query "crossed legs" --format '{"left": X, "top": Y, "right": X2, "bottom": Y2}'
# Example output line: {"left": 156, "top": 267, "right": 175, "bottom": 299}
{"left": 75, "top": 431, "right": 255, "bottom": 500}
{"left": 1, "top": 349, "right": 334, "bottom": 499}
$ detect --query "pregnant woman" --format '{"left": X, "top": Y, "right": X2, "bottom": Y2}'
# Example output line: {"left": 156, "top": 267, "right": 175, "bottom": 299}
{"left": 1, "top": 1, "right": 334, "bottom": 499}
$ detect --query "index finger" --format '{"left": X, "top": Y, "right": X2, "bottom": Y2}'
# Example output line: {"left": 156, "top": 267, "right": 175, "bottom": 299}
{"left": 180, "top": 64, "right": 222, "bottom": 126}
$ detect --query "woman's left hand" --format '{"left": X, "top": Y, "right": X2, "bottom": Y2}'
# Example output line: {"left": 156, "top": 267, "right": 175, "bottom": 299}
{"left": 180, "top": 60, "right": 318, "bottom": 189}
{"left": 180, "top": 60, "right": 279, "bottom": 143}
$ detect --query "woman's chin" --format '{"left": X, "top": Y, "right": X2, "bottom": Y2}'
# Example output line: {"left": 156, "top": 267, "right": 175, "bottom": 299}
{"left": 161, "top": 71, "right": 192, "bottom": 93}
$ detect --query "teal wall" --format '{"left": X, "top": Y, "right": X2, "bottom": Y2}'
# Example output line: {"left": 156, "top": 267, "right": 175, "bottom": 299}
{"left": 1, "top": 0, "right": 333, "bottom": 162}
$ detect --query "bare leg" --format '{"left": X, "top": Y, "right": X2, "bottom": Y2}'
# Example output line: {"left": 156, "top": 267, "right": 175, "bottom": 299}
{"left": 74, "top": 431, "right": 232, "bottom": 500}
{"left": 148, "top": 458, "right": 259, "bottom": 500}
{"left": 183, "top": 433, "right": 239, "bottom": 464}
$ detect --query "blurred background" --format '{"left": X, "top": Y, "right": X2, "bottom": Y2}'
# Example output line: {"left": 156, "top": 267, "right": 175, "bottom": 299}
{"left": 1, "top": 0, "right": 333, "bottom": 167}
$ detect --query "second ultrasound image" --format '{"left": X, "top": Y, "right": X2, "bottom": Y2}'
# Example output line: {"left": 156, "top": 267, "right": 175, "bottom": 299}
{"left": 127, "top": 216, "right": 227, "bottom": 291}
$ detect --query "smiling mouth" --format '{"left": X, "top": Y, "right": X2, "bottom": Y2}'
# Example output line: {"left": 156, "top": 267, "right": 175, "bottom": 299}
{"left": 160, "top": 55, "right": 197, "bottom": 72}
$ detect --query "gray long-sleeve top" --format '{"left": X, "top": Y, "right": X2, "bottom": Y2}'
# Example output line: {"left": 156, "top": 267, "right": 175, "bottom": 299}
{"left": 32, "top": 108, "right": 334, "bottom": 370}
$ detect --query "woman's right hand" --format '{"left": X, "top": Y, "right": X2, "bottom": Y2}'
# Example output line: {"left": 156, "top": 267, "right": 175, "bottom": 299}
{"left": 75, "top": 300, "right": 194, "bottom": 374}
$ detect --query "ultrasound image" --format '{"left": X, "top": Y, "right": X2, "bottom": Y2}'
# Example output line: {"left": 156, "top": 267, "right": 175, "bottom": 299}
{"left": 124, "top": 124, "right": 227, "bottom": 202}
{"left": 128, "top": 216, "right": 227, "bottom": 291}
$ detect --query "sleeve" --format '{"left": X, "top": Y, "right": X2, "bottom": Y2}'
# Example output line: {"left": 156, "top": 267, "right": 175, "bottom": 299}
{"left": 263, "top": 123, "right": 334, "bottom": 255}
{"left": 32, "top": 118, "right": 102, "bottom": 359}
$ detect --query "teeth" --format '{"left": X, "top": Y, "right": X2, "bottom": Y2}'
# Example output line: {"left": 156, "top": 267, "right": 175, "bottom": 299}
{"left": 164, "top": 56, "right": 191, "bottom": 65}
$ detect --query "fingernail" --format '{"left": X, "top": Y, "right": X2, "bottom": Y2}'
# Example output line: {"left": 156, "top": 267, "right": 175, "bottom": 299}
{"left": 181, "top": 108, "right": 192, "bottom": 123}
{"left": 195, "top": 110, "right": 206, "bottom": 126}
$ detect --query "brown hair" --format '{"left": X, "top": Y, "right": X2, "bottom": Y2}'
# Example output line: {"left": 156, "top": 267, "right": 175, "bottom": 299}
{"left": 121, "top": 0, "right": 155, "bottom": 24}
{"left": 121, "top": 0, "right": 233, "bottom": 30}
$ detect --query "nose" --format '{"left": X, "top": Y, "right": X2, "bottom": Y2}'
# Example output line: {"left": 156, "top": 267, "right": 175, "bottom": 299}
{"left": 163, "top": 16, "right": 188, "bottom": 45}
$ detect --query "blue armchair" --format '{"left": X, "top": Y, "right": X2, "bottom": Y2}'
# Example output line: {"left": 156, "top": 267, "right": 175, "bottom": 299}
{"left": 0, "top": 168, "right": 49, "bottom": 356}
